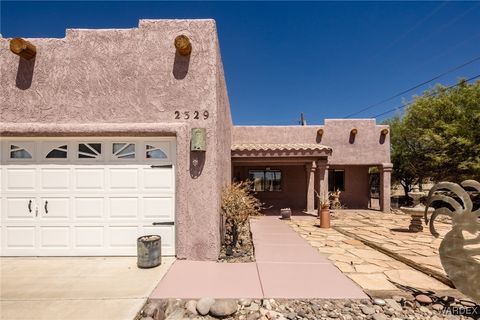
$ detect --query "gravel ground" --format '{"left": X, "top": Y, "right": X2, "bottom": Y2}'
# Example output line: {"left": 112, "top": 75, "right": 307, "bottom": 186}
{"left": 139, "top": 296, "right": 480, "bottom": 320}
{"left": 218, "top": 220, "right": 255, "bottom": 263}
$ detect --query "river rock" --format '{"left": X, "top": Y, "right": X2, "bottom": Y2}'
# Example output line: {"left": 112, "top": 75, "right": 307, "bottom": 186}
{"left": 239, "top": 298, "right": 252, "bottom": 307}
{"left": 385, "top": 298, "right": 402, "bottom": 311}
{"left": 247, "top": 312, "right": 261, "bottom": 320}
{"left": 432, "top": 304, "right": 444, "bottom": 312}
{"left": 262, "top": 300, "right": 272, "bottom": 310}
{"left": 384, "top": 308, "right": 395, "bottom": 316}
{"left": 210, "top": 299, "right": 238, "bottom": 317}
{"left": 142, "top": 303, "right": 159, "bottom": 317}
{"left": 196, "top": 297, "right": 215, "bottom": 316}
{"left": 415, "top": 294, "right": 432, "bottom": 304}
{"left": 419, "top": 306, "right": 431, "bottom": 314}
{"left": 361, "top": 306, "right": 375, "bottom": 315}
{"left": 165, "top": 308, "right": 185, "bottom": 320}
{"left": 372, "top": 314, "right": 388, "bottom": 320}
{"left": 245, "top": 302, "right": 260, "bottom": 312}
{"left": 373, "top": 298, "right": 386, "bottom": 306}
{"left": 185, "top": 300, "right": 198, "bottom": 315}
{"left": 460, "top": 300, "right": 476, "bottom": 307}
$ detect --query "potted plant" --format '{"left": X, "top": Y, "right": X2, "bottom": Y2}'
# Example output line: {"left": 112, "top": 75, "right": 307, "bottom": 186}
{"left": 315, "top": 191, "right": 331, "bottom": 228}
{"left": 329, "top": 189, "right": 342, "bottom": 210}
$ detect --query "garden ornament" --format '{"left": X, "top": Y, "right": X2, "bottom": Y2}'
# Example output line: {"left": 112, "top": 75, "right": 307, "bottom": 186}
{"left": 424, "top": 180, "right": 480, "bottom": 303}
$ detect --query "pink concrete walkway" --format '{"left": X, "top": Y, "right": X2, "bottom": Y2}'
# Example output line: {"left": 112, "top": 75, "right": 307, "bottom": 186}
{"left": 150, "top": 216, "right": 367, "bottom": 299}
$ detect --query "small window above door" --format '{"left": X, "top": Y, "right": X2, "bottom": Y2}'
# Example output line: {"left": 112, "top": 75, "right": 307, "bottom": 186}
{"left": 112, "top": 143, "right": 135, "bottom": 159}
{"left": 46, "top": 145, "right": 68, "bottom": 159}
{"left": 146, "top": 144, "right": 168, "bottom": 159}
{"left": 78, "top": 143, "right": 102, "bottom": 159}
{"left": 9, "top": 144, "right": 33, "bottom": 159}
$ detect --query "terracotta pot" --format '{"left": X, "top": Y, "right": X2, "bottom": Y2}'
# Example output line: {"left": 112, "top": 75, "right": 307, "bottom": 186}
{"left": 319, "top": 208, "right": 331, "bottom": 228}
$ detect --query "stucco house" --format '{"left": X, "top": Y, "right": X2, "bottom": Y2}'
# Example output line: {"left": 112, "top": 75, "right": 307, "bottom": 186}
{"left": 0, "top": 19, "right": 391, "bottom": 261}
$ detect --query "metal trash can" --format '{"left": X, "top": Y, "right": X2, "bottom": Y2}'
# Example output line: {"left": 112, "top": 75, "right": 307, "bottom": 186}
{"left": 137, "top": 235, "right": 161, "bottom": 268}
{"left": 280, "top": 208, "right": 292, "bottom": 220}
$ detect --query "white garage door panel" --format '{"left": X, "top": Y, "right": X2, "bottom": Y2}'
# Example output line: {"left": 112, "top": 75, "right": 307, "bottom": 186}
{"left": 6, "top": 227, "right": 36, "bottom": 248}
{"left": 5, "top": 198, "right": 36, "bottom": 219}
{"left": 144, "top": 197, "right": 174, "bottom": 219}
{"left": 75, "top": 198, "right": 104, "bottom": 218}
{"left": 110, "top": 198, "right": 138, "bottom": 218}
{"left": 40, "top": 198, "right": 70, "bottom": 219}
{"left": 143, "top": 168, "right": 174, "bottom": 190}
{"left": 6, "top": 169, "right": 36, "bottom": 190}
{"left": 110, "top": 169, "right": 138, "bottom": 189}
{"left": 75, "top": 227, "right": 104, "bottom": 247}
{"left": 75, "top": 169, "right": 104, "bottom": 190}
{"left": 1, "top": 138, "right": 176, "bottom": 257}
{"left": 109, "top": 226, "right": 139, "bottom": 247}
{"left": 40, "top": 227, "right": 70, "bottom": 247}
{"left": 40, "top": 169, "right": 70, "bottom": 190}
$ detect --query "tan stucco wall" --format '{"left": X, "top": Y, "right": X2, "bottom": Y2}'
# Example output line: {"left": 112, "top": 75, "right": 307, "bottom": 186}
{"left": 0, "top": 19, "right": 232, "bottom": 260}
{"left": 233, "top": 119, "right": 390, "bottom": 166}
{"left": 328, "top": 165, "right": 371, "bottom": 209}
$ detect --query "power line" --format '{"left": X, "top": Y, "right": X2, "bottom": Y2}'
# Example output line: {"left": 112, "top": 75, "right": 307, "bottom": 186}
{"left": 345, "top": 54, "right": 480, "bottom": 118}
{"left": 372, "top": 1, "right": 448, "bottom": 59}
{"left": 371, "top": 74, "right": 480, "bottom": 119}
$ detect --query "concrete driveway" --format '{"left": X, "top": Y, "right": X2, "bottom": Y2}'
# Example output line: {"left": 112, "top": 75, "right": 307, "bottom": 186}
{"left": 0, "top": 257, "right": 175, "bottom": 320}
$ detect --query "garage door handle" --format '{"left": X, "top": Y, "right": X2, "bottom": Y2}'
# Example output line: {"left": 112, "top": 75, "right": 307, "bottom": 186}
{"left": 44, "top": 201, "right": 48, "bottom": 214}
{"left": 152, "top": 222, "right": 175, "bottom": 226}
{"left": 150, "top": 164, "right": 173, "bottom": 168}
{"left": 28, "top": 200, "right": 32, "bottom": 213}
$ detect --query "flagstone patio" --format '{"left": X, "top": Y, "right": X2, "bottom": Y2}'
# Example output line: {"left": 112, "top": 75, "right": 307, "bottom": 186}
{"left": 331, "top": 210, "right": 450, "bottom": 276}
{"left": 286, "top": 210, "right": 465, "bottom": 298}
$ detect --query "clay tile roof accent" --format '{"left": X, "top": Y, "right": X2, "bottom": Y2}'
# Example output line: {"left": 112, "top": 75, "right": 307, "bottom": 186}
{"left": 231, "top": 143, "right": 332, "bottom": 152}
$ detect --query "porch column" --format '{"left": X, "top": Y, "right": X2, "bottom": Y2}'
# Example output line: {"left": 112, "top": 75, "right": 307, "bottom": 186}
{"left": 305, "top": 162, "right": 315, "bottom": 212}
{"left": 316, "top": 161, "right": 329, "bottom": 209}
{"left": 379, "top": 163, "right": 393, "bottom": 213}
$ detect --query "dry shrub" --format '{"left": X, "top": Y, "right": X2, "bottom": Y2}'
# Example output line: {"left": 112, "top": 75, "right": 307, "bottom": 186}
{"left": 221, "top": 181, "right": 262, "bottom": 248}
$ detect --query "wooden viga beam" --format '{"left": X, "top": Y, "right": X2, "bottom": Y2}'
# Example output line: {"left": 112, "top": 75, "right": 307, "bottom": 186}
{"left": 174, "top": 35, "right": 192, "bottom": 56}
{"left": 10, "top": 38, "right": 36, "bottom": 60}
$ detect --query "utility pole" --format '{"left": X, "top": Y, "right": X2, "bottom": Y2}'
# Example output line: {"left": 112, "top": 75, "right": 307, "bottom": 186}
{"left": 299, "top": 112, "right": 307, "bottom": 126}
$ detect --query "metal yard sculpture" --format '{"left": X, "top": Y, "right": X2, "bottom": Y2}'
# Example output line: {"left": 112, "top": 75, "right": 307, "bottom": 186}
{"left": 424, "top": 180, "right": 480, "bottom": 303}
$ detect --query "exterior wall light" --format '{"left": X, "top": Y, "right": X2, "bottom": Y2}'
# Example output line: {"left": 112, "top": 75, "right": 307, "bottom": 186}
{"left": 175, "top": 35, "right": 192, "bottom": 56}
{"left": 191, "top": 128, "right": 206, "bottom": 151}
{"left": 317, "top": 128, "right": 324, "bottom": 136}
{"left": 350, "top": 128, "right": 358, "bottom": 136}
{"left": 381, "top": 128, "right": 389, "bottom": 135}
{"left": 10, "top": 38, "right": 36, "bottom": 60}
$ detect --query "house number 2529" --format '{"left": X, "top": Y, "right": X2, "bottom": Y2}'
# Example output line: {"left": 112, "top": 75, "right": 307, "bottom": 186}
{"left": 174, "top": 110, "right": 209, "bottom": 120}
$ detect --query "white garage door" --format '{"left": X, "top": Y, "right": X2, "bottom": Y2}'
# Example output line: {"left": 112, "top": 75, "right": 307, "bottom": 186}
{"left": 0, "top": 138, "right": 176, "bottom": 256}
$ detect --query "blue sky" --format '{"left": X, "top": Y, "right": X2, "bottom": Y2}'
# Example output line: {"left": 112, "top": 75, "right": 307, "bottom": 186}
{"left": 1, "top": 1, "right": 479, "bottom": 125}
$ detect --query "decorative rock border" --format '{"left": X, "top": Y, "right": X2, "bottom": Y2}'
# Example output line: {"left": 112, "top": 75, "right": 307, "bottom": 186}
{"left": 137, "top": 296, "right": 478, "bottom": 320}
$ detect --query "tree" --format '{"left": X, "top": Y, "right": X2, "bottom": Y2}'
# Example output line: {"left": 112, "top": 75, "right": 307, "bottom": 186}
{"left": 386, "top": 80, "right": 480, "bottom": 192}
{"left": 384, "top": 115, "right": 421, "bottom": 198}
